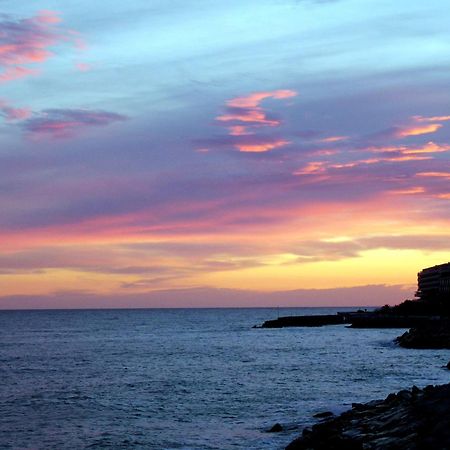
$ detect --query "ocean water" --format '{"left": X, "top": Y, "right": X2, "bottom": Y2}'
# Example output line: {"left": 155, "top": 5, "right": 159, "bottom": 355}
{"left": 1, "top": 308, "right": 449, "bottom": 449}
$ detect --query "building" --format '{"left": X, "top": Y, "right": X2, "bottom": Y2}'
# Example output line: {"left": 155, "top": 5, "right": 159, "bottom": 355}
{"left": 416, "top": 262, "right": 450, "bottom": 301}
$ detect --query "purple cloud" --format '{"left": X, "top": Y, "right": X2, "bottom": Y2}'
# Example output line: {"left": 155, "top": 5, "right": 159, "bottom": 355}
{"left": 0, "top": 99, "right": 31, "bottom": 120}
{"left": 22, "top": 108, "right": 128, "bottom": 138}
{"left": 0, "top": 10, "right": 84, "bottom": 82}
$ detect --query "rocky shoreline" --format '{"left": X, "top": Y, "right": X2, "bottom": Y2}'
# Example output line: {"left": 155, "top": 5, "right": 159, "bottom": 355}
{"left": 285, "top": 383, "right": 450, "bottom": 450}
{"left": 257, "top": 293, "right": 450, "bottom": 448}
{"left": 396, "top": 323, "right": 450, "bottom": 349}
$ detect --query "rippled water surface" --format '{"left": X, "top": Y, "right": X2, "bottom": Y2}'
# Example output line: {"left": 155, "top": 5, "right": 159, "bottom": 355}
{"left": 1, "top": 308, "right": 449, "bottom": 449}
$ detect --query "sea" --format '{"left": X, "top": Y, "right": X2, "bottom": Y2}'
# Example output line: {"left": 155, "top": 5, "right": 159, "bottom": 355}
{"left": 1, "top": 307, "right": 449, "bottom": 449}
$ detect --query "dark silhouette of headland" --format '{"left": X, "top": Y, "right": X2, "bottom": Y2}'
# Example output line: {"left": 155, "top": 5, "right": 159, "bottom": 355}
{"left": 257, "top": 262, "right": 450, "bottom": 336}
{"left": 259, "top": 263, "right": 450, "bottom": 449}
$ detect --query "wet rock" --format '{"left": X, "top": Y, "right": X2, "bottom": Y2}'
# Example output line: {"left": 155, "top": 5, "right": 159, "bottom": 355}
{"left": 395, "top": 322, "right": 450, "bottom": 349}
{"left": 285, "top": 383, "right": 450, "bottom": 450}
{"left": 447, "top": 361, "right": 450, "bottom": 370}
{"left": 313, "top": 411, "right": 334, "bottom": 419}
{"left": 411, "top": 385, "right": 420, "bottom": 395}
{"left": 268, "top": 423, "right": 283, "bottom": 432}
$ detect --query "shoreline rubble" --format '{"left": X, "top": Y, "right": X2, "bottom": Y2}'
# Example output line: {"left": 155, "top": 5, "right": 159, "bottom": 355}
{"left": 285, "top": 383, "right": 450, "bottom": 450}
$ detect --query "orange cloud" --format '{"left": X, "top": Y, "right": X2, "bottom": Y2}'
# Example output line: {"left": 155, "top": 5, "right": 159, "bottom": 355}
{"left": 294, "top": 161, "right": 326, "bottom": 175}
{"left": 236, "top": 139, "right": 290, "bottom": 153}
{"left": 416, "top": 171, "right": 450, "bottom": 180}
{"left": 228, "top": 125, "right": 252, "bottom": 136}
{"left": 387, "top": 155, "right": 432, "bottom": 162}
{"left": 318, "top": 135, "right": 348, "bottom": 143}
{"left": 403, "top": 142, "right": 450, "bottom": 154}
{"left": 413, "top": 115, "right": 450, "bottom": 123}
{"left": 366, "top": 142, "right": 449, "bottom": 158}
{"left": 295, "top": 151, "right": 432, "bottom": 176}
{"left": 389, "top": 187, "right": 426, "bottom": 195}
{"left": 395, "top": 123, "right": 442, "bottom": 138}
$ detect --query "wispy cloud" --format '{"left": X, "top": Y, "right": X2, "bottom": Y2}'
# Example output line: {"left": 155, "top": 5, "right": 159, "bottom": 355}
{"left": 215, "top": 89, "right": 297, "bottom": 152}
{"left": 289, "top": 234, "right": 450, "bottom": 264}
{"left": 0, "top": 99, "right": 31, "bottom": 120}
{"left": 0, "top": 10, "right": 84, "bottom": 82}
{"left": 235, "top": 138, "right": 291, "bottom": 153}
{"left": 370, "top": 115, "right": 449, "bottom": 141}
{"left": 394, "top": 123, "right": 442, "bottom": 138}
{"left": 413, "top": 115, "right": 450, "bottom": 123}
{"left": 416, "top": 171, "right": 450, "bottom": 180}
{"left": 22, "top": 108, "right": 127, "bottom": 138}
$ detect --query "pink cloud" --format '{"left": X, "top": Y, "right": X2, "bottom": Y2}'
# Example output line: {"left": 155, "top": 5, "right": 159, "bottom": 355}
{"left": 0, "top": 66, "right": 38, "bottom": 82}
{"left": 0, "top": 99, "right": 31, "bottom": 121}
{"left": 216, "top": 109, "right": 280, "bottom": 126}
{"left": 226, "top": 90, "right": 297, "bottom": 109}
{"left": 236, "top": 139, "right": 290, "bottom": 153}
{"left": 0, "top": 10, "right": 84, "bottom": 82}
{"left": 215, "top": 89, "right": 298, "bottom": 153}
{"left": 23, "top": 108, "right": 128, "bottom": 139}
{"left": 216, "top": 89, "right": 297, "bottom": 128}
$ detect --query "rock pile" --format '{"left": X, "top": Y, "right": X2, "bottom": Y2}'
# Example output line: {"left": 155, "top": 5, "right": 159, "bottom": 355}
{"left": 286, "top": 384, "right": 450, "bottom": 450}
{"left": 396, "top": 323, "right": 450, "bottom": 349}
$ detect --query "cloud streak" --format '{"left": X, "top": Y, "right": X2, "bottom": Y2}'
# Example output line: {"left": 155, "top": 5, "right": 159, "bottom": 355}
{"left": 22, "top": 108, "right": 127, "bottom": 138}
{"left": 0, "top": 99, "right": 31, "bottom": 120}
{"left": 0, "top": 10, "right": 84, "bottom": 82}
{"left": 215, "top": 89, "right": 297, "bottom": 152}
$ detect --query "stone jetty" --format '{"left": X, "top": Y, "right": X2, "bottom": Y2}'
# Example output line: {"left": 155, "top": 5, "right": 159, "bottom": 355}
{"left": 259, "top": 314, "right": 346, "bottom": 328}
{"left": 257, "top": 311, "right": 443, "bottom": 329}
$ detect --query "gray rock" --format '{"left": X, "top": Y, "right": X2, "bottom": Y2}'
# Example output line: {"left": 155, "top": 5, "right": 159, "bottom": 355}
{"left": 313, "top": 411, "right": 334, "bottom": 419}
{"left": 285, "top": 384, "right": 450, "bottom": 450}
{"left": 268, "top": 422, "right": 283, "bottom": 432}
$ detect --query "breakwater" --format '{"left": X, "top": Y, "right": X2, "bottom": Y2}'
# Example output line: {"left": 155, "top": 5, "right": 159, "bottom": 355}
{"left": 257, "top": 312, "right": 444, "bottom": 329}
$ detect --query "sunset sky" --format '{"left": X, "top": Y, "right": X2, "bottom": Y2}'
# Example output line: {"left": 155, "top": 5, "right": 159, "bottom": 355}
{"left": 1, "top": 0, "right": 449, "bottom": 308}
